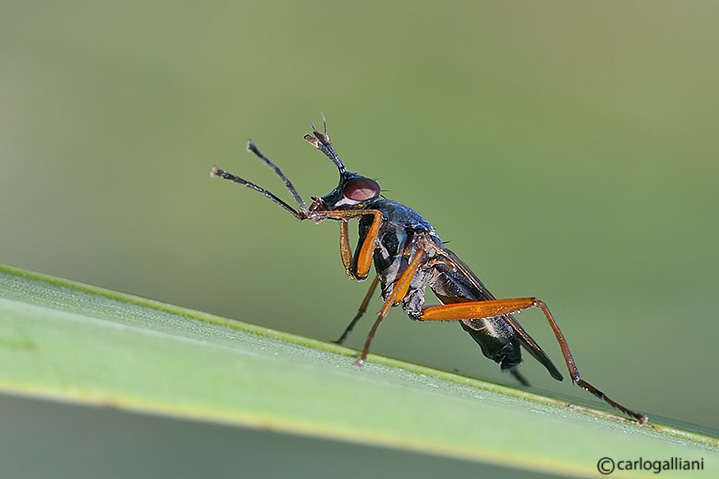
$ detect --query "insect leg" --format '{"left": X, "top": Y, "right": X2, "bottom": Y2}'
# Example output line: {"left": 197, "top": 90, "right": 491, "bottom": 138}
{"left": 210, "top": 166, "right": 306, "bottom": 219}
{"left": 509, "top": 369, "right": 531, "bottom": 387}
{"left": 420, "top": 298, "right": 647, "bottom": 423}
{"left": 351, "top": 210, "right": 382, "bottom": 280}
{"left": 339, "top": 220, "right": 354, "bottom": 278}
{"left": 334, "top": 275, "right": 380, "bottom": 345}
{"left": 245, "top": 140, "right": 308, "bottom": 213}
{"left": 315, "top": 209, "right": 384, "bottom": 280}
{"left": 355, "top": 244, "right": 427, "bottom": 366}
{"left": 210, "top": 140, "right": 309, "bottom": 219}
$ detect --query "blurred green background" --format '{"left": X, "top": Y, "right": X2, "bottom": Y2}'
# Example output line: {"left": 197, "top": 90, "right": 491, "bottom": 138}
{"left": 1, "top": 1, "right": 718, "bottom": 474}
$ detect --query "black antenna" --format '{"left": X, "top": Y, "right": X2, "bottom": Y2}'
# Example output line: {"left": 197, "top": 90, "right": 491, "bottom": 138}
{"left": 304, "top": 114, "right": 346, "bottom": 175}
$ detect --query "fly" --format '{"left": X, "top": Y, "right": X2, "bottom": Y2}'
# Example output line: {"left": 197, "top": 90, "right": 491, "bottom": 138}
{"left": 210, "top": 120, "right": 647, "bottom": 424}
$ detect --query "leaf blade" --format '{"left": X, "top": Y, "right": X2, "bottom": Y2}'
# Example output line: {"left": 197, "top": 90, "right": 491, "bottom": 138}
{"left": 0, "top": 264, "right": 716, "bottom": 478}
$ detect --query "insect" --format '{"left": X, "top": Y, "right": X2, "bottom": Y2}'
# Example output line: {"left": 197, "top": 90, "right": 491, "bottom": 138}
{"left": 210, "top": 121, "right": 647, "bottom": 424}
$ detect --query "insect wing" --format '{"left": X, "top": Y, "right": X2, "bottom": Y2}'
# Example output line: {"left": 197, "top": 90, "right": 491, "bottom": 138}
{"left": 438, "top": 247, "right": 563, "bottom": 381}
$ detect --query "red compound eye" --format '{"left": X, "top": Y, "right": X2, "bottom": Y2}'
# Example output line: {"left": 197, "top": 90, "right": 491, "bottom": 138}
{"left": 343, "top": 177, "right": 381, "bottom": 202}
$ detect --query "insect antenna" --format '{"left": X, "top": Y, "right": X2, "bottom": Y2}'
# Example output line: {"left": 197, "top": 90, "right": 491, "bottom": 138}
{"left": 303, "top": 116, "right": 347, "bottom": 175}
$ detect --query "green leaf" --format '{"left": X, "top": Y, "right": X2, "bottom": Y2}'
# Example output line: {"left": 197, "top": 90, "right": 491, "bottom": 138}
{"left": 0, "top": 264, "right": 716, "bottom": 477}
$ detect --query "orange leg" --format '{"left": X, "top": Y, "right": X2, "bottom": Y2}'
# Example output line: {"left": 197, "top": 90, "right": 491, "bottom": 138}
{"left": 316, "top": 209, "right": 383, "bottom": 280}
{"left": 353, "top": 211, "right": 382, "bottom": 280}
{"left": 355, "top": 244, "right": 427, "bottom": 366}
{"left": 339, "top": 220, "right": 354, "bottom": 278}
{"left": 422, "top": 298, "right": 580, "bottom": 377}
{"left": 421, "top": 298, "right": 647, "bottom": 424}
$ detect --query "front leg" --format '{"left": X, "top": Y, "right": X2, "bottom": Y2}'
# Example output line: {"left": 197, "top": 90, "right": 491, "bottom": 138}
{"left": 317, "top": 208, "right": 383, "bottom": 280}
{"left": 339, "top": 220, "right": 354, "bottom": 278}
